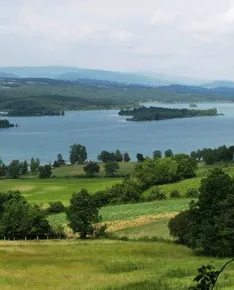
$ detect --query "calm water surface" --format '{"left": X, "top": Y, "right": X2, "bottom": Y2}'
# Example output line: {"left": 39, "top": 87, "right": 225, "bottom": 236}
{"left": 1, "top": 103, "right": 234, "bottom": 163}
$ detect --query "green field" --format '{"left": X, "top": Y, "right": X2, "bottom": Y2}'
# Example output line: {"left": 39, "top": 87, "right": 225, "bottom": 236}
{"left": 52, "top": 162, "right": 136, "bottom": 178}
{"left": 1, "top": 162, "right": 233, "bottom": 205}
{"left": 112, "top": 218, "right": 172, "bottom": 240}
{"left": 1, "top": 163, "right": 234, "bottom": 289}
{"left": 0, "top": 240, "right": 233, "bottom": 290}
{"left": 48, "top": 199, "right": 190, "bottom": 241}
{"left": 0, "top": 178, "right": 122, "bottom": 204}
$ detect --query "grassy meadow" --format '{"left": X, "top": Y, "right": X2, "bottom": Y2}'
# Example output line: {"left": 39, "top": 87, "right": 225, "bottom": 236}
{"left": 0, "top": 177, "right": 122, "bottom": 205}
{"left": 1, "top": 162, "right": 234, "bottom": 289}
{"left": 0, "top": 240, "right": 234, "bottom": 290}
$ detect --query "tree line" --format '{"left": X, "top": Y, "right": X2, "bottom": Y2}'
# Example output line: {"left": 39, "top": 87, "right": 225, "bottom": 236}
{"left": 1, "top": 143, "right": 234, "bottom": 180}
{"left": 92, "top": 153, "right": 197, "bottom": 206}
{"left": 0, "top": 157, "right": 52, "bottom": 179}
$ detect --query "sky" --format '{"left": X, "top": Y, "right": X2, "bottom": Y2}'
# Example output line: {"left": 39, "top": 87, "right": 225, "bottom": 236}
{"left": 1, "top": 0, "right": 234, "bottom": 79}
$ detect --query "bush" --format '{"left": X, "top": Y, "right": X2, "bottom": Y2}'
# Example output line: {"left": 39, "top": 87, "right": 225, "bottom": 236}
{"left": 47, "top": 201, "right": 65, "bottom": 214}
{"left": 147, "top": 187, "right": 167, "bottom": 201}
{"left": 92, "top": 191, "right": 109, "bottom": 207}
{"left": 170, "top": 190, "right": 181, "bottom": 198}
{"left": 186, "top": 188, "right": 199, "bottom": 198}
{"left": 106, "top": 182, "right": 143, "bottom": 205}
{"left": 168, "top": 210, "right": 191, "bottom": 244}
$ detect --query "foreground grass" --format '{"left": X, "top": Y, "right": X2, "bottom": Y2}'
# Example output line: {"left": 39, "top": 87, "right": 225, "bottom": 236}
{"left": 0, "top": 240, "right": 233, "bottom": 290}
{"left": 0, "top": 178, "right": 122, "bottom": 205}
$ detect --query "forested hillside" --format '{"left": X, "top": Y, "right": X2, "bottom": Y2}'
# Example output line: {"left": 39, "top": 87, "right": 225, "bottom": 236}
{"left": 1, "top": 77, "right": 234, "bottom": 116}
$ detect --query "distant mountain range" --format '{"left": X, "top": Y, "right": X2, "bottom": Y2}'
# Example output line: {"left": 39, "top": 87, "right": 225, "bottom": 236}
{"left": 202, "top": 80, "right": 234, "bottom": 89}
{"left": 1, "top": 66, "right": 234, "bottom": 88}
{"left": 0, "top": 66, "right": 206, "bottom": 86}
{"left": 0, "top": 72, "right": 19, "bottom": 78}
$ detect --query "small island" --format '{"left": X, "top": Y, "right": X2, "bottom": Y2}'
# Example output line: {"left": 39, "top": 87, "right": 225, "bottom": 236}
{"left": 118, "top": 106, "right": 219, "bottom": 121}
{"left": 0, "top": 119, "right": 14, "bottom": 128}
{"left": 2, "top": 109, "right": 65, "bottom": 117}
{"left": 189, "top": 103, "right": 197, "bottom": 108}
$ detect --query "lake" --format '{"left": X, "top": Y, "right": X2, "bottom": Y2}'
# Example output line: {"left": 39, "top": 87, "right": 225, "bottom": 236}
{"left": 1, "top": 103, "right": 234, "bottom": 164}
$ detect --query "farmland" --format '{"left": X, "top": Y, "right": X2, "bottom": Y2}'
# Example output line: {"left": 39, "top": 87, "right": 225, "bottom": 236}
{"left": 1, "top": 161, "right": 234, "bottom": 289}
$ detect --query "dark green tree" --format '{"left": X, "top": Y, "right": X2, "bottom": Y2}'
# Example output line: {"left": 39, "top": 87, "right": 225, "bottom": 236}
{"left": 164, "top": 149, "right": 174, "bottom": 158}
{"left": 190, "top": 151, "right": 198, "bottom": 160}
{"left": 38, "top": 164, "right": 52, "bottom": 179}
{"left": 0, "top": 158, "right": 7, "bottom": 177}
{"left": 169, "top": 169, "right": 234, "bottom": 256}
{"left": 174, "top": 154, "right": 197, "bottom": 178}
{"left": 83, "top": 162, "right": 100, "bottom": 177}
{"left": 203, "top": 149, "right": 216, "bottom": 165}
{"left": 30, "top": 157, "right": 40, "bottom": 173}
{"left": 21, "top": 160, "right": 28, "bottom": 175}
{"left": 0, "top": 191, "right": 50, "bottom": 239}
{"left": 153, "top": 150, "right": 162, "bottom": 160}
{"left": 57, "top": 153, "right": 65, "bottom": 166}
{"left": 67, "top": 189, "right": 101, "bottom": 239}
{"left": 8, "top": 160, "right": 21, "bottom": 179}
{"left": 123, "top": 152, "right": 131, "bottom": 162}
{"left": 136, "top": 153, "right": 145, "bottom": 162}
{"left": 104, "top": 161, "right": 120, "bottom": 177}
{"left": 115, "top": 150, "right": 123, "bottom": 162}
{"left": 69, "top": 144, "right": 87, "bottom": 164}
{"left": 97, "top": 151, "right": 115, "bottom": 162}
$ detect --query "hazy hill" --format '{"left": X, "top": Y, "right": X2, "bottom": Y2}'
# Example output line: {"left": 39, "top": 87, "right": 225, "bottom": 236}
{"left": 0, "top": 66, "right": 192, "bottom": 86}
{"left": 0, "top": 66, "right": 168, "bottom": 86}
{"left": 0, "top": 72, "right": 19, "bottom": 78}
{"left": 202, "top": 80, "right": 234, "bottom": 88}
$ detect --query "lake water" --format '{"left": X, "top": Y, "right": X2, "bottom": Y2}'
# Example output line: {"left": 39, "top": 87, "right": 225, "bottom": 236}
{"left": 1, "top": 103, "right": 234, "bottom": 164}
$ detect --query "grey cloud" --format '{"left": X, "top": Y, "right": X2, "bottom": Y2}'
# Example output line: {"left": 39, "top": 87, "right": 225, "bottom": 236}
{"left": 1, "top": 0, "right": 234, "bottom": 79}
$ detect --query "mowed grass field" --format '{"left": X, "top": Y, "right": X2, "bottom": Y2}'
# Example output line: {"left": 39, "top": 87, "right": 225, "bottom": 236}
{"left": 0, "top": 178, "right": 122, "bottom": 204}
{"left": 0, "top": 240, "right": 234, "bottom": 290}
{"left": 52, "top": 162, "right": 136, "bottom": 178}
{"left": 0, "top": 163, "right": 135, "bottom": 204}
{"left": 1, "top": 162, "right": 234, "bottom": 205}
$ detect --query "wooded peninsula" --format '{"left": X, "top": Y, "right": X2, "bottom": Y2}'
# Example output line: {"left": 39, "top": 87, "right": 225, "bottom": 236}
{"left": 0, "top": 119, "right": 14, "bottom": 128}
{"left": 0, "top": 77, "right": 234, "bottom": 116}
{"left": 118, "top": 106, "right": 219, "bottom": 121}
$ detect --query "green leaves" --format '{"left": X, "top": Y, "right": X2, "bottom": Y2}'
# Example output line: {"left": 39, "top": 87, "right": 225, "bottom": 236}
{"left": 67, "top": 189, "right": 101, "bottom": 239}
{"left": 190, "top": 259, "right": 234, "bottom": 289}
{"left": 169, "top": 168, "right": 234, "bottom": 256}
{"left": 69, "top": 144, "right": 87, "bottom": 164}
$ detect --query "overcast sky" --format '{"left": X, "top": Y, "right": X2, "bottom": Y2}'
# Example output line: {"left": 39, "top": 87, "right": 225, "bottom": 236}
{"left": 1, "top": 0, "right": 234, "bottom": 79}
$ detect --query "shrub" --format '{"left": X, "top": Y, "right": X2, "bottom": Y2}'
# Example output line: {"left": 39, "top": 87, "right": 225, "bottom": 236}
{"left": 147, "top": 187, "right": 167, "bottom": 201}
{"left": 186, "top": 188, "right": 200, "bottom": 198}
{"left": 170, "top": 190, "right": 181, "bottom": 198}
{"left": 92, "top": 191, "right": 109, "bottom": 207}
{"left": 168, "top": 210, "right": 191, "bottom": 244}
{"left": 47, "top": 201, "right": 65, "bottom": 214}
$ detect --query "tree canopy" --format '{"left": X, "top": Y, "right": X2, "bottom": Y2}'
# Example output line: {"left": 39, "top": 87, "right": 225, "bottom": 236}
{"left": 169, "top": 169, "right": 234, "bottom": 256}
{"left": 67, "top": 189, "right": 101, "bottom": 239}
{"left": 69, "top": 144, "right": 87, "bottom": 164}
